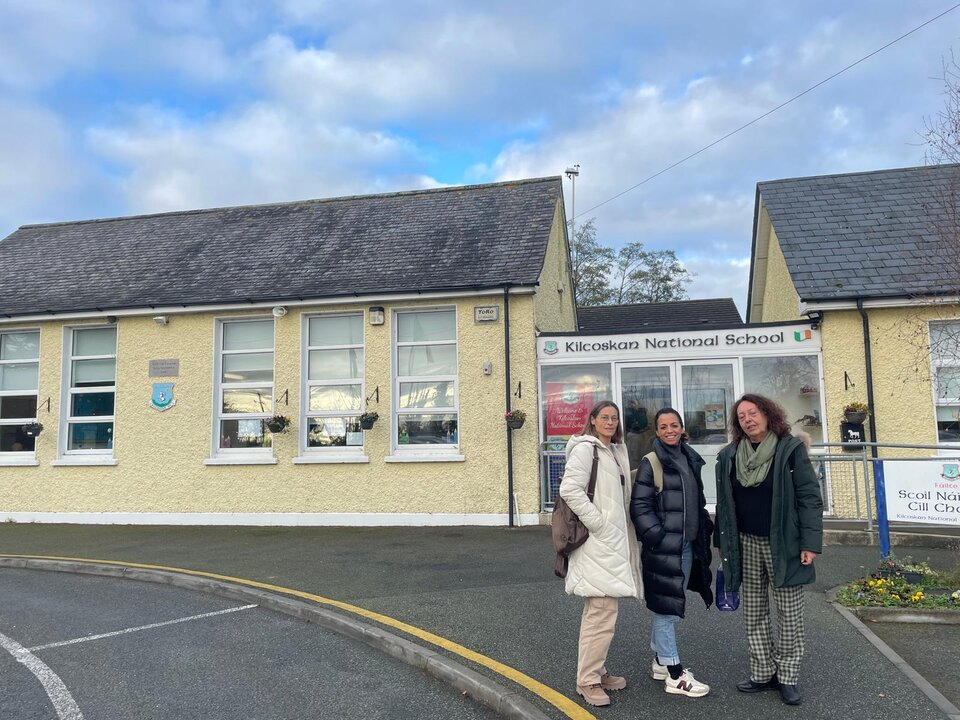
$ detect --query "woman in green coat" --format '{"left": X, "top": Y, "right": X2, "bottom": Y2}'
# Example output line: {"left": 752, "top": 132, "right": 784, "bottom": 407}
{"left": 714, "top": 393, "right": 823, "bottom": 707}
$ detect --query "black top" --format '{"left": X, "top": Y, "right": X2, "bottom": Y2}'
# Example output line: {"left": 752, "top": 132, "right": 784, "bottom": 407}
{"left": 730, "top": 443, "right": 774, "bottom": 537}
{"left": 663, "top": 442, "right": 700, "bottom": 542}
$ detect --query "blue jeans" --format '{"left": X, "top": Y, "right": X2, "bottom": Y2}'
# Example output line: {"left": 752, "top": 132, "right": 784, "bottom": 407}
{"left": 650, "top": 541, "right": 692, "bottom": 666}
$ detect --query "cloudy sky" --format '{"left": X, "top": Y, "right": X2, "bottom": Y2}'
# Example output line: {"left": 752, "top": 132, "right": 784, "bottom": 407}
{"left": 3, "top": 1, "right": 960, "bottom": 313}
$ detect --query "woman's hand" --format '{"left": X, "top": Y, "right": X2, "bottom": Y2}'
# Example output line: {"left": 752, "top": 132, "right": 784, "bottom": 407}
{"left": 800, "top": 550, "right": 818, "bottom": 565}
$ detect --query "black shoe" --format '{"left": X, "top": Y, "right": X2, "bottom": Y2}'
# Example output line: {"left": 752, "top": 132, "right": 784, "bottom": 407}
{"left": 779, "top": 683, "right": 802, "bottom": 705}
{"left": 737, "top": 676, "right": 779, "bottom": 693}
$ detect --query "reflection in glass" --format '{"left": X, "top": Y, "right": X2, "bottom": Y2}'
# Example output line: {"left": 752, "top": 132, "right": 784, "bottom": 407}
{"left": 681, "top": 364, "right": 735, "bottom": 445}
{"left": 0, "top": 424, "right": 35, "bottom": 452}
{"left": 222, "top": 387, "right": 272, "bottom": 414}
{"left": 936, "top": 405, "right": 960, "bottom": 443}
{"left": 73, "top": 327, "right": 116, "bottom": 356}
{"left": 0, "top": 331, "right": 40, "bottom": 360}
{"left": 620, "top": 366, "right": 672, "bottom": 471}
{"left": 397, "top": 414, "right": 458, "bottom": 444}
{"left": 399, "top": 381, "right": 454, "bottom": 409}
{"left": 71, "top": 392, "right": 115, "bottom": 417}
{"left": 0, "top": 362, "right": 38, "bottom": 391}
{"left": 936, "top": 366, "right": 960, "bottom": 400}
{"left": 223, "top": 320, "right": 273, "bottom": 351}
{"left": 308, "top": 385, "right": 362, "bottom": 412}
{"left": 68, "top": 422, "right": 113, "bottom": 450}
{"left": 307, "top": 417, "right": 362, "bottom": 447}
{"left": 397, "top": 311, "right": 456, "bottom": 342}
{"left": 219, "top": 419, "right": 270, "bottom": 449}
{"left": 309, "top": 315, "right": 363, "bottom": 346}
{"left": 222, "top": 352, "right": 274, "bottom": 382}
{"left": 72, "top": 359, "right": 115, "bottom": 387}
{"left": 743, "top": 355, "right": 822, "bottom": 442}
{"left": 397, "top": 345, "right": 456, "bottom": 376}
{"left": 309, "top": 349, "right": 363, "bottom": 381}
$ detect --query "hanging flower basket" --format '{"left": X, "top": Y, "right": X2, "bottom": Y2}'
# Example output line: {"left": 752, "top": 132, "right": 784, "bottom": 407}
{"left": 843, "top": 402, "right": 869, "bottom": 424}
{"left": 505, "top": 409, "right": 526, "bottom": 430}
{"left": 266, "top": 415, "right": 291, "bottom": 434}
{"left": 21, "top": 421, "right": 44, "bottom": 438}
{"left": 359, "top": 411, "right": 379, "bottom": 430}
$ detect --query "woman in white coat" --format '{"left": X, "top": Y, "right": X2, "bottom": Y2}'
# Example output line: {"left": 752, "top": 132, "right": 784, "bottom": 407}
{"left": 559, "top": 400, "right": 642, "bottom": 707}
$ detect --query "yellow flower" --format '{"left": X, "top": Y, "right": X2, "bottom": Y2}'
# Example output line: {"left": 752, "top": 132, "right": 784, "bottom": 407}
{"left": 868, "top": 580, "right": 876, "bottom": 587}
{"left": 891, "top": 594, "right": 900, "bottom": 600}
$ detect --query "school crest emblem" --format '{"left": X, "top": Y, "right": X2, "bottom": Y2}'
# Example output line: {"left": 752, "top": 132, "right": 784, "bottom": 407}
{"left": 150, "top": 382, "right": 176, "bottom": 412}
{"left": 942, "top": 463, "right": 960, "bottom": 480}
{"left": 543, "top": 340, "right": 559, "bottom": 355}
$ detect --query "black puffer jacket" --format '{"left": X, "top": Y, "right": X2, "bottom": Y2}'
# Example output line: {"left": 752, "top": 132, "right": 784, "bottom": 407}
{"left": 630, "top": 439, "right": 714, "bottom": 617}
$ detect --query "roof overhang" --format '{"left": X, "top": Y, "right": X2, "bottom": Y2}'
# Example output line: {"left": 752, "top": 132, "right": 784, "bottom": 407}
{"left": 800, "top": 295, "right": 960, "bottom": 314}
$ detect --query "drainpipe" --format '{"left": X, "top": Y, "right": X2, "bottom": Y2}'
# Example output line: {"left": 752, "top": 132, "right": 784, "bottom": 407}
{"left": 856, "top": 299, "right": 879, "bottom": 459}
{"left": 503, "top": 284, "right": 515, "bottom": 527}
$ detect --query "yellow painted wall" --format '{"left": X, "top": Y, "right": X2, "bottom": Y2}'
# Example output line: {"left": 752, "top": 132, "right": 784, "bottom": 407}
{"left": 759, "top": 226, "right": 802, "bottom": 322}
{"left": 533, "top": 200, "right": 578, "bottom": 333}
{"left": 0, "top": 295, "right": 545, "bottom": 519}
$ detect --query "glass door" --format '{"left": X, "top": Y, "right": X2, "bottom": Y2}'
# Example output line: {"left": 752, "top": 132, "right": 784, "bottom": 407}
{"left": 677, "top": 360, "right": 738, "bottom": 505}
{"left": 618, "top": 364, "right": 676, "bottom": 473}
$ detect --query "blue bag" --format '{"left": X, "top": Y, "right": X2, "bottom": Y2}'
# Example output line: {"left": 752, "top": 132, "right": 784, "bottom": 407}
{"left": 716, "top": 567, "right": 740, "bottom": 611}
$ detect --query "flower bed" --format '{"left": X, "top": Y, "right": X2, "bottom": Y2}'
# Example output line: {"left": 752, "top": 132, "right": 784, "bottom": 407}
{"left": 836, "top": 556, "right": 960, "bottom": 610}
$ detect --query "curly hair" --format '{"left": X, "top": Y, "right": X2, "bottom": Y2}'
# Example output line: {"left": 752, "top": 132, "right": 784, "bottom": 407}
{"left": 729, "top": 393, "right": 791, "bottom": 442}
{"left": 581, "top": 400, "right": 624, "bottom": 444}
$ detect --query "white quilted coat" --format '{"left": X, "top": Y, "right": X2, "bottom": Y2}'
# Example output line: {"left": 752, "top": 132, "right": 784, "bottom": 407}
{"left": 559, "top": 435, "right": 642, "bottom": 599}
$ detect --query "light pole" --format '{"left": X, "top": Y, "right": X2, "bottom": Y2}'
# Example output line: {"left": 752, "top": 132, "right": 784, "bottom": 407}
{"left": 565, "top": 164, "right": 580, "bottom": 243}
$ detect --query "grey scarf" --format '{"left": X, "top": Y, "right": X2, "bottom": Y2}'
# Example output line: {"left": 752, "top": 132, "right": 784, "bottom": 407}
{"left": 735, "top": 432, "right": 778, "bottom": 487}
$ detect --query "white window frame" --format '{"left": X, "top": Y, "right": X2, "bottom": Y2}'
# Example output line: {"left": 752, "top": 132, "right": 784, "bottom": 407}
{"left": 930, "top": 320, "right": 960, "bottom": 447}
{"left": 298, "top": 311, "right": 366, "bottom": 461}
{"left": 0, "top": 329, "right": 40, "bottom": 465}
{"left": 208, "top": 317, "right": 276, "bottom": 464}
{"left": 390, "top": 307, "right": 460, "bottom": 458}
{"left": 59, "top": 325, "right": 117, "bottom": 460}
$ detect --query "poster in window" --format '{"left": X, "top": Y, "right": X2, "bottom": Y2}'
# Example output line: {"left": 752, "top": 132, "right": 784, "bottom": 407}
{"left": 546, "top": 383, "right": 595, "bottom": 438}
{"left": 704, "top": 403, "right": 726, "bottom": 430}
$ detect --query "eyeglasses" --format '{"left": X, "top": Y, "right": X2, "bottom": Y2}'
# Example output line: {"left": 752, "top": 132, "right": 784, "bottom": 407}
{"left": 597, "top": 415, "right": 619, "bottom": 423}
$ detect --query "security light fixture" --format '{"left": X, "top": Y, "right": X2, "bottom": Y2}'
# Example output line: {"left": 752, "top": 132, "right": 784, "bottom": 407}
{"left": 369, "top": 306, "right": 385, "bottom": 325}
{"left": 272, "top": 306, "right": 288, "bottom": 317}
{"left": 153, "top": 315, "right": 169, "bottom": 325}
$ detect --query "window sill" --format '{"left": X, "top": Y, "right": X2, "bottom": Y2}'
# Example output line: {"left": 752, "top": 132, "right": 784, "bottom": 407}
{"left": 0, "top": 456, "right": 39, "bottom": 467}
{"left": 384, "top": 454, "right": 465, "bottom": 463}
{"left": 204, "top": 456, "right": 278, "bottom": 466}
{"left": 293, "top": 454, "right": 369, "bottom": 464}
{"left": 51, "top": 456, "right": 118, "bottom": 467}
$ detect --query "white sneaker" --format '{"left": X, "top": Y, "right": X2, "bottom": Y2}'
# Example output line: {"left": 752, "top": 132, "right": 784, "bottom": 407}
{"left": 650, "top": 658, "right": 668, "bottom": 680}
{"left": 664, "top": 669, "right": 710, "bottom": 697}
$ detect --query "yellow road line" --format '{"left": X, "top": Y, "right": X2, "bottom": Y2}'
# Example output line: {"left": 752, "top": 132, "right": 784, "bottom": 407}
{"left": 1, "top": 554, "right": 595, "bottom": 720}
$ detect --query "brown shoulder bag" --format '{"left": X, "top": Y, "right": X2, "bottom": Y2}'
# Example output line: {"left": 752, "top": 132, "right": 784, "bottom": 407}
{"left": 551, "top": 444, "right": 599, "bottom": 578}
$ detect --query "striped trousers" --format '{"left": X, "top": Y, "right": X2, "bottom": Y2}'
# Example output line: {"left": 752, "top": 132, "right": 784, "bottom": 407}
{"left": 740, "top": 532, "right": 805, "bottom": 685}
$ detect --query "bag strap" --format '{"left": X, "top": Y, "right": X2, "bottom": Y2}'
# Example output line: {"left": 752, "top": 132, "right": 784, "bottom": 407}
{"left": 586, "top": 445, "right": 599, "bottom": 501}
{"left": 643, "top": 451, "right": 663, "bottom": 493}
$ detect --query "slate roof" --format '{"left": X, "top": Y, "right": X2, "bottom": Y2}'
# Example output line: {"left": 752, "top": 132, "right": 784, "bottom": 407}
{"left": 757, "top": 164, "right": 960, "bottom": 301}
{"left": 0, "top": 177, "right": 563, "bottom": 318}
{"left": 577, "top": 299, "right": 743, "bottom": 334}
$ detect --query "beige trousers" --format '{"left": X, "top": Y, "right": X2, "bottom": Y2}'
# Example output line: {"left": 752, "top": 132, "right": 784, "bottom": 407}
{"left": 576, "top": 596, "right": 619, "bottom": 687}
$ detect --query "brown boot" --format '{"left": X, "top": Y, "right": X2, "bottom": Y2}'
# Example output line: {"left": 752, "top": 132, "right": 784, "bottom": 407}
{"left": 577, "top": 683, "right": 611, "bottom": 706}
{"left": 600, "top": 672, "right": 627, "bottom": 691}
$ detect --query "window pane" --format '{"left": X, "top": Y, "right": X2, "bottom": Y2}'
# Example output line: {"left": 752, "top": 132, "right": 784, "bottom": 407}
{"left": 72, "top": 358, "right": 116, "bottom": 386}
{"left": 222, "top": 352, "right": 274, "bottom": 383}
{"left": 681, "top": 364, "right": 735, "bottom": 445}
{"left": 308, "top": 385, "right": 363, "bottom": 412}
{"left": 309, "top": 315, "right": 363, "bottom": 346}
{"left": 222, "top": 387, "right": 273, "bottom": 414}
{"left": 219, "top": 419, "right": 269, "bottom": 449}
{"left": 0, "top": 396, "right": 38, "bottom": 419}
{"left": 397, "top": 311, "right": 455, "bottom": 342}
{"left": 73, "top": 327, "right": 116, "bottom": 356}
{"left": 398, "top": 346, "right": 456, "bottom": 376}
{"left": 307, "top": 417, "right": 363, "bottom": 447}
{"left": 1, "top": 332, "right": 40, "bottom": 360}
{"left": 937, "top": 405, "right": 960, "bottom": 442}
{"left": 930, "top": 322, "right": 960, "bottom": 363}
{"left": 309, "top": 349, "right": 363, "bottom": 381}
{"left": 223, "top": 320, "right": 273, "bottom": 351}
{"left": 936, "top": 366, "right": 960, "bottom": 400}
{"left": 0, "top": 362, "right": 38, "bottom": 391}
{"left": 397, "top": 414, "right": 458, "bottom": 445}
{"left": 68, "top": 422, "right": 113, "bottom": 450}
{"left": 399, "top": 381, "right": 454, "bottom": 409}
{"left": 71, "top": 392, "right": 115, "bottom": 417}
{"left": 0, "top": 425, "right": 35, "bottom": 452}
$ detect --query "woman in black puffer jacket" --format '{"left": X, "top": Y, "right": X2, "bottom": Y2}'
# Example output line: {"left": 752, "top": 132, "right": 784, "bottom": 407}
{"left": 630, "top": 408, "right": 714, "bottom": 698}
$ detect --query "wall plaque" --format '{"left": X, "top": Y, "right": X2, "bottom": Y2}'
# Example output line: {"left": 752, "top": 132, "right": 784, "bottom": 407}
{"left": 474, "top": 305, "right": 500, "bottom": 323}
{"left": 149, "top": 359, "right": 180, "bottom": 377}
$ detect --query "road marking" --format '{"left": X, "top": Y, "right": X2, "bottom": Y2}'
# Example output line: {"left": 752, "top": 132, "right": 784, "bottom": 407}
{"left": 0, "top": 629, "right": 84, "bottom": 720}
{"left": 2, "top": 554, "right": 596, "bottom": 720}
{"left": 28, "top": 604, "right": 258, "bottom": 652}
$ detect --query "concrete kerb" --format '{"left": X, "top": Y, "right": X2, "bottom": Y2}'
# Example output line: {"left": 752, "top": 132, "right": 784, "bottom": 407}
{"left": 0, "top": 557, "right": 553, "bottom": 720}
{"left": 827, "top": 585, "right": 960, "bottom": 720}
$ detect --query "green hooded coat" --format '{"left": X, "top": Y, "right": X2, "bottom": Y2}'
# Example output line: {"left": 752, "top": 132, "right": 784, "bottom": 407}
{"left": 714, "top": 435, "right": 824, "bottom": 591}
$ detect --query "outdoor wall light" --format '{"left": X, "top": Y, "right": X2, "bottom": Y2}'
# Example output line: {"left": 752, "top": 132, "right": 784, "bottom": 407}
{"left": 153, "top": 315, "right": 169, "bottom": 325}
{"left": 369, "top": 306, "right": 385, "bottom": 325}
{"left": 272, "top": 306, "right": 288, "bottom": 317}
